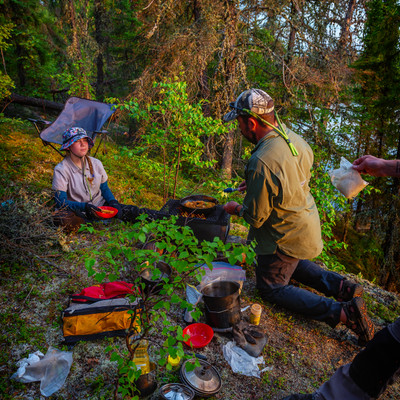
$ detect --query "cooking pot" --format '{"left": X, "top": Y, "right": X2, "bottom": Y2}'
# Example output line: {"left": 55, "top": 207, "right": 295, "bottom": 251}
{"left": 201, "top": 281, "right": 241, "bottom": 330}
{"left": 179, "top": 195, "right": 218, "bottom": 216}
{"left": 139, "top": 261, "right": 172, "bottom": 294}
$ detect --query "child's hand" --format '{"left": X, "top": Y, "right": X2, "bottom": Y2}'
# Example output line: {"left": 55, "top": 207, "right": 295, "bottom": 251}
{"left": 85, "top": 203, "right": 101, "bottom": 219}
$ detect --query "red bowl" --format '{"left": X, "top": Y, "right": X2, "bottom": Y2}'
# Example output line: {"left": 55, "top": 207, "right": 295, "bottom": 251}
{"left": 95, "top": 206, "right": 118, "bottom": 219}
{"left": 183, "top": 323, "right": 214, "bottom": 348}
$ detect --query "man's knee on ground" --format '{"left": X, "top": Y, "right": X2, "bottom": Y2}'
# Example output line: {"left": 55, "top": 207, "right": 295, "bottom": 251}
{"left": 256, "top": 280, "right": 285, "bottom": 302}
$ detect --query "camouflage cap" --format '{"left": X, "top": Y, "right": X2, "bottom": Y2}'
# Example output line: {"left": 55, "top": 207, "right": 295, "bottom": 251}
{"left": 223, "top": 89, "right": 274, "bottom": 122}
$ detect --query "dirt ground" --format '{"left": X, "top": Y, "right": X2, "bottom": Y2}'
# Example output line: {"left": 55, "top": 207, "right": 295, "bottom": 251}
{"left": 2, "top": 230, "right": 400, "bottom": 400}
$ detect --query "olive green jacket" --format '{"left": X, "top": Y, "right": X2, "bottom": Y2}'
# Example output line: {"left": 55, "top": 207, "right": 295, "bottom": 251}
{"left": 242, "top": 124, "right": 323, "bottom": 259}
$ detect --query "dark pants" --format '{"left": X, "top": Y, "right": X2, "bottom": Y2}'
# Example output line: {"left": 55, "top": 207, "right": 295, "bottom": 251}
{"left": 349, "top": 317, "right": 400, "bottom": 398}
{"left": 316, "top": 318, "right": 400, "bottom": 399}
{"left": 256, "top": 250, "right": 343, "bottom": 327}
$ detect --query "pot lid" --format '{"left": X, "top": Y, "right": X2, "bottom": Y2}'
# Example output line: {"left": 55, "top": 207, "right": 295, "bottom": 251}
{"left": 180, "top": 359, "right": 221, "bottom": 396}
{"left": 160, "top": 383, "right": 194, "bottom": 400}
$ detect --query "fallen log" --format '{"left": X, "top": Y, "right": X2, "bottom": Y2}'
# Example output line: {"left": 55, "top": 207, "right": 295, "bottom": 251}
{"left": 9, "top": 93, "right": 64, "bottom": 111}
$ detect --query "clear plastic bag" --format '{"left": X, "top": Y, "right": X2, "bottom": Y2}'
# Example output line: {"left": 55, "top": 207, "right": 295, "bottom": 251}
{"left": 222, "top": 341, "right": 269, "bottom": 378}
{"left": 183, "top": 284, "right": 203, "bottom": 324}
{"left": 197, "top": 262, "right": 246, "bottom": 291}
{"left": 11, "top": 346, "right": 73, "bottom": 397}
{"left": 329, "top": 157, "right": 368, "bottom": 199}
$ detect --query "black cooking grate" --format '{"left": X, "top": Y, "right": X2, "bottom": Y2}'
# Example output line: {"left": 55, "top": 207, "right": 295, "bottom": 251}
{"left": 159, "top": 199, "right": 230, "bottom": 226}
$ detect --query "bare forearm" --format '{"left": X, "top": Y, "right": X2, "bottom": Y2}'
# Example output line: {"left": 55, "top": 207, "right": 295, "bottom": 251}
{"left": 382, "top": 160, "right": 400, "bottom": 177}
{"left": 368, "top": 159, "right": 400, "bottom": 177}
{"left": 353, "top": 155, "right": 400, "bottom": 177}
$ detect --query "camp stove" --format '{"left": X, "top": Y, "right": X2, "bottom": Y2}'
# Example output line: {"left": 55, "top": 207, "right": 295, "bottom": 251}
{"left": 159, "top": 199, "right": 230, "bottom": 243}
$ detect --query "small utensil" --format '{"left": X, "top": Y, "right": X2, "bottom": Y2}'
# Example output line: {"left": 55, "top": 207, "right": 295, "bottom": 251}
{"left": 184, "top": 352, "right": 207, "bottom": 361}
{"left": 223, "top": 188, "right": 239, "bottom": 193}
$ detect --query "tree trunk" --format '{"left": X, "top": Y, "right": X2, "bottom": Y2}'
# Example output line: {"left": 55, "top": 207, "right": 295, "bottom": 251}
{"left": 220, "top": 128, "right": 234, "bottom": 179}
{"left": 8, "top": 93, "right": 63, "bottom": 111}
{"left": 193, "top": 0, "right": 214, "bottom": 162}
{"left": 337, "top": 0, "right": 357, "bottom": 54}
{"left": 285, "top": 1, "right": 299, "bottom": 75}
{"left": 16, "top": 44, "right": 26, "bottom": 88}
{"left": 193, "top": 0, "right": 201, "bottom": 21}
{"left": 68, "top": 0, "right": 81, "bottom": 60}
{"left": 282, "top": 0, "right": 301, "bottom": 107}
{"left": 94, "top": 0, "right": 105, "bottom": 99}
{"left": 66, "top": 0, "right": 92, "bottom": 99}
{"left": 205, "top": 136, "right": 216, "bottom": 164}
{"left": 173, "top": 144, "right": 181, "bottom": 199}
{"left": 219, "top": 0, "right": 240, "bottom": 179}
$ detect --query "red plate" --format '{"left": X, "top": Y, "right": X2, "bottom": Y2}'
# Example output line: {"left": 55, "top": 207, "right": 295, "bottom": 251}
{"left": 183, "top": 323, "right": 214, "bottom": 348}
{"left": 95, "top": 206, "right": 118, "bottom": 219}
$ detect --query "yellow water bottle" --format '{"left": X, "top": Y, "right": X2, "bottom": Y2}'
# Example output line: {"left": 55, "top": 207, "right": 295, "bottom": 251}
{"left": 132, "top": 340, "right": 150, "bottom": 375}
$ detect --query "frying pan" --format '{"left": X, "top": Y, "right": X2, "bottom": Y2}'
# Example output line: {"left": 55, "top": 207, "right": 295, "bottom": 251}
{"left": 179, "top": 194, "right": 218, "bottom": 216}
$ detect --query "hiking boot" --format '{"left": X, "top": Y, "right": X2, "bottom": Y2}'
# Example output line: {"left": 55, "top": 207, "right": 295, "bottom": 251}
{"left": 337, "top": 278, "right": 363, "bottom": 302}
{"left": 343, "top": 297, "right": 375, "bottom": 346}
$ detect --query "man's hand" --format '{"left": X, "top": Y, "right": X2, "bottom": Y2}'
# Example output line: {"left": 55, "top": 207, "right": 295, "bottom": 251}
{"left": 352, "top": 155, "right": 397, "bottom": 177}
{"left": 238, "top": 180, "right": 247, "bottom": 192}
{"left": 224, "top": 201, "right": 241, "bottom": 216}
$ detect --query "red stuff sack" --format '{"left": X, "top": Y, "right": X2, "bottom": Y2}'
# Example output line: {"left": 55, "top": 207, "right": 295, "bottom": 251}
{"left": 70, "top": 281, "right": 135, "bottom": 303}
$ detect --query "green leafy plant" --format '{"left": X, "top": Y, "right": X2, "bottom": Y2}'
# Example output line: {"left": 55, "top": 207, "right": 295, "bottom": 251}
{"left": 0, "top": 71, "right": 14, "bottom": 102}
{"left": 0, "top": 22, "right": 15, "bottom": 102}
{"left": 310, "top": 165, "right": 349, "bottom": 271}
{"left": 81, "top": 215, "right": 255, "bottom": 398}
{"left": 114, "top": 77, "right": 231, "bottom": 200}
{"left": 52, "top": 60, "right": 94, "bottom": 99}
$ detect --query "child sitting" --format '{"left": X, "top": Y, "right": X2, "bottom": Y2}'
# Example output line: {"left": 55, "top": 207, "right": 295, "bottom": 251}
{"left": 52, "top": 127, "right": 158, "bottom": 226}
